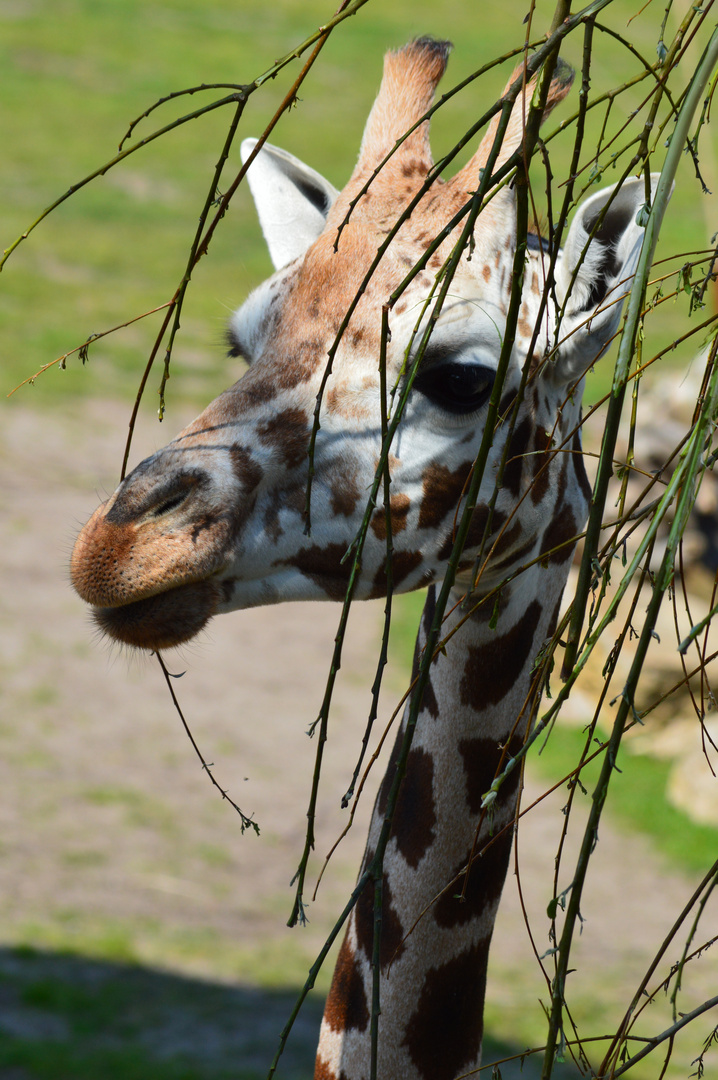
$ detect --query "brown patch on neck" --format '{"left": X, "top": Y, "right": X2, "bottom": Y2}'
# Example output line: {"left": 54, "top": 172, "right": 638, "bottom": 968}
{"left": 321, "top": 935, "right": 369, "bottom": 1035}
{"left": 459, "top": 599, "right": 542, "bottom": 710}
{"left": 540, "top": 499, "right": 579, "bottom": 566}
{"left": 502, "top": 417, "right": 531, "bottom": 497}
{"left": 402, "top": 942, "right": 487, "bottom": 1080}
{"left": 465, "top": 585, "right": 511, "bottom": 625}
{"left": 433, "top": 824, "right": 516, "bottom": 928}
{"left": 529, "top": 426, "right": 554, "bottom": 505}
{"left": 572, "top": 427, "right": 592, "bottom": 501}
{"left": 459, "top": 731, "right": 523, "bottom": 816}
{"left": 355, "top": 861, "right": 406, "bottom": 971}
{"left": 313, "top": 1059, "right": 339, "bottom": 1080}
{"left": 388, "top": 746, "right": 437, "bottom": 870}
{"left": 465, "top": 506, "right": 508, "bottom": 553}
{"left": 371, "top": 548, "right": 424, "bottom": 595}
{"left": 436, "top": 505, "right": 508, "bottom": 563}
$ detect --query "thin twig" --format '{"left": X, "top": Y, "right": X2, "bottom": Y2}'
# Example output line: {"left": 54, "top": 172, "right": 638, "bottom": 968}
{"left": 155, "top": 653, "right": 259, "bottom": 835}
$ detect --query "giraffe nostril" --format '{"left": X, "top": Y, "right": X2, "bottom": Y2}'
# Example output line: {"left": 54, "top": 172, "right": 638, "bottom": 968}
{"left": 150, "top": 489, "right": 191, "bottom": 519}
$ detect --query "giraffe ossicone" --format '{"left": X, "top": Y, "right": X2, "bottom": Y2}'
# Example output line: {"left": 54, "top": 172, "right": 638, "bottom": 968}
{"left": 71, "top": 37, "right": 660, "bottom": 1080}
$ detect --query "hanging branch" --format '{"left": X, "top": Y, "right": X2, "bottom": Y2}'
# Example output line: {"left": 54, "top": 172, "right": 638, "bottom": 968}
{"left": 540, "top": 37, "right": 718, "bottom": 1076}
{"left": 155, "top": 653, "right": 259, "bottom": 835}
{"left": 6, "top": 303, "right": 171, "bottom": 398}
{"left": 560, "top": 0, "right": 711, "bottom": 679}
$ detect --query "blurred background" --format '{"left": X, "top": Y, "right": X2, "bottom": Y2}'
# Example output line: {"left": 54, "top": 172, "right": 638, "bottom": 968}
{"left": 1, "top": 1, "right": 717, "bottom": 1077}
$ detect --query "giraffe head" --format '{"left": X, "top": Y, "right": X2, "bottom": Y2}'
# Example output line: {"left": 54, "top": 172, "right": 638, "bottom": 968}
{"left": 71, "top": 38, "right": 654, "bottom": 650}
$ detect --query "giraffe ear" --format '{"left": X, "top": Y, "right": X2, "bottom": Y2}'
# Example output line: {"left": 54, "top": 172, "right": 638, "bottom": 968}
{"left": 554, "top": 175, "right": 667, "bottom": 377}
{"left": 240, "top": 138, "right": 340, "bottom": 270}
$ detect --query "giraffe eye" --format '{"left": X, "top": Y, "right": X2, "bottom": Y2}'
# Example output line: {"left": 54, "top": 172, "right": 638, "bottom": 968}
{"left": 413, "top": 362, "right": 495, "bottom": 415}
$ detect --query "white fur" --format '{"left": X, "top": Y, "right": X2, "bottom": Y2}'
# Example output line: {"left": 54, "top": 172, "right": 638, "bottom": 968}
{"left": 553, "top": 175, "right": 666, "bottom": 378}
{"left": 240, "top": 138, "right": 339, "bottom": 269}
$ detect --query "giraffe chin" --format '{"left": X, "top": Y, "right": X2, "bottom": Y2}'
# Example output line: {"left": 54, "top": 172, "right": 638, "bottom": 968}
{"left": 92, "top": 579, "right": 221, "bottom": 651}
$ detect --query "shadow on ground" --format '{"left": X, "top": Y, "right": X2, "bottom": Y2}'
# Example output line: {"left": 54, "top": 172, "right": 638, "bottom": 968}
{"left": 0, "top": 945, "right": 321, "bottom": 1080}
{"left": 0, "top": 946, "right": 578, "bottom": 1080}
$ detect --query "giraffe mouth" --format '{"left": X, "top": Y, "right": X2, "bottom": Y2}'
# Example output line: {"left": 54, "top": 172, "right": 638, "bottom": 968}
{"left": 92, "top": 579, "right": 222, "bottom": 651}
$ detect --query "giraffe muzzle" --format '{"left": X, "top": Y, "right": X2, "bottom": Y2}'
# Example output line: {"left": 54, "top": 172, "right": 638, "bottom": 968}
{"left": 71, "top": 489, "right": 232, "bottom": 649}
{"left": 92, "top": 578, "right": 222, "bottom": 650}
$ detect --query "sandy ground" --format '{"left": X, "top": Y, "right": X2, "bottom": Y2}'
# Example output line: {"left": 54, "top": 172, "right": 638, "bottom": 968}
{"left": 0, "top": 398, "right": 716, "bottom": 1078}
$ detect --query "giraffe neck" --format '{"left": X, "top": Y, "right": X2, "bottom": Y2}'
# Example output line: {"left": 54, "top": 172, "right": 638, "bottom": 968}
{"left": 315, "top": 551, "right": 570, "bottom": 1080}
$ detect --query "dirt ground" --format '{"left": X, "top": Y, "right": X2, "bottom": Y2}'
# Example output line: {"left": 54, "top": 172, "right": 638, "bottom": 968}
{"left": 1, "top": 398, "right": 716, "bottom": 1079}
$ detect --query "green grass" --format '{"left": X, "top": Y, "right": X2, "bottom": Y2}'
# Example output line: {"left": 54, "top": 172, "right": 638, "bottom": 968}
{"left": 12, "top": 910, "right": 336, "bottom": 996}
{"left": 2, "top": 0, "right": 710, "bottom": 413}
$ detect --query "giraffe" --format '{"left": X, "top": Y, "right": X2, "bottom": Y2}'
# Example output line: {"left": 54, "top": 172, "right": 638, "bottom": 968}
{"left": 70, "top": 38, "right": 658, "bottom": 1080}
